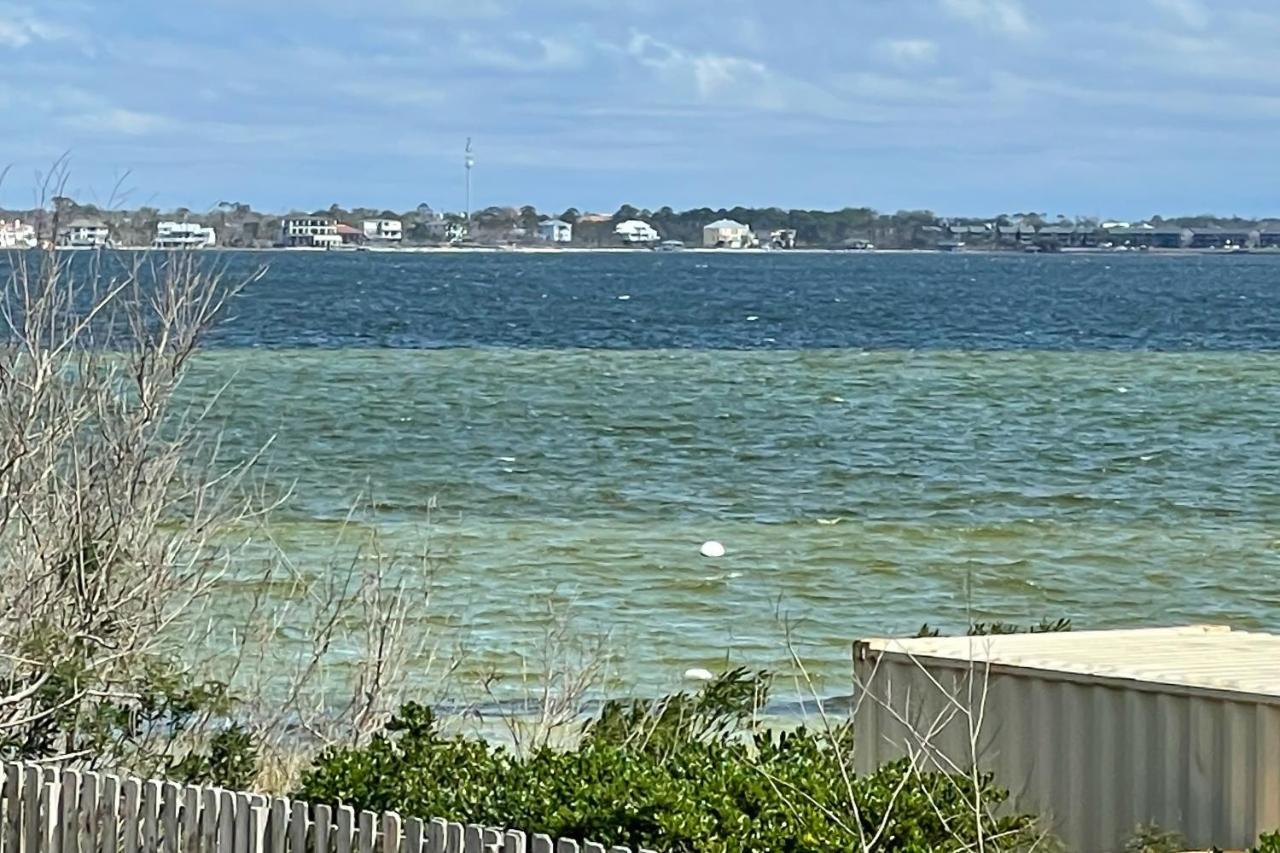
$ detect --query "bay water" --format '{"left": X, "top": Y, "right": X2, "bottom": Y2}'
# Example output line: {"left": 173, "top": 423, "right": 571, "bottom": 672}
{"left": 186, "top": 250, "right": 1280, "bottom": 701}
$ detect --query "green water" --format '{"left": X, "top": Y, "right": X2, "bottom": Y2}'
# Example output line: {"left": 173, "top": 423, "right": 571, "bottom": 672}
{"left": 192, "top": 348, "right": 1280, "bottom": 699}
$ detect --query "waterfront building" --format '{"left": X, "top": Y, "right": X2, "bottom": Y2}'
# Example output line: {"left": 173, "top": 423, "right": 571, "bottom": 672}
{"left": 362, "top": 219, "right": 403, "bottom": 242}
{"left": 702, "top": 218, "right": 754, "bottom": 249}
{"left": 58, "top": 219, "right": 110, "bottom": 248}
{"left": 154, "top": 221, "right": 216, "bottom": 249}
{"left": 537, "top": 219, "right": 573, "bottom": 243}
{"left": 0, "top": 218, "right": 37, "bottom": 249}
{"left": 280, "top": 215, "right": 340, "bottom": 248}
{"left": 1187, "top": 226, "right": 1255, "bottom": 249}
{"left": 614, "top": 219, "right": 660, "bottom": 244}
{"left": 335, "top": 223, "right": 362, "bottom": 246}
{"left": 769, "top": 228, "right": 798, "bottom": 249}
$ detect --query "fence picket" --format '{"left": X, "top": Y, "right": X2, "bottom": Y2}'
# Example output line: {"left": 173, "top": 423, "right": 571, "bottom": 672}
{"left": 333, "top": 805, "right": 354, "bottom": 853}
{"left": 529, "top": 836, "right": 553, "bottom": 853}
{"left": 269, "top": 799, "right": 289, "bottom": 853}
{"left": 312, "top": 804, "right": 332, "bottom": 853}
{"left": 380, "top": 813, "right": 400, "bottom": 853}
{"left": 482, "top": 829, "right": 502, "bottom": 853}
{"left": 235, "top": 793, "right": 253, "bottom": 853}
{"left": 401, "top": 817, "right": 423, "bottom": 853}
{"left": 180, "top": 787, "right": 199, "bottom": 853}
{"left": 97, "top": 776, "right": 118, "bottom": 853}
{"left": 463, "top": 825, "right": 481, "bottom": 853}
{"left": 356, "top": 811, "right": 376, "bottom": 853}
{"left": 160, "top": 783, "right": 180, "bottom": 853}
{"left": 445, "top": 824, "right": 462, "bottom": 853}
{"left": 502, "top": 830, "right": 525, "bottom": 853}
{"left": 59, "top": 770, "right": 80, "bottom": 853}
{"left": 426, "top": 819, "right": 445, "bottom": 853}
{"left": 3, "top": 764, "right": 21, "bottom": 853}
{"left": 290, "top": 801, "right": 309, "bottom": 853}
{"left": 581, "top": 844, "right": 605, "bottom": 853}
{"left": 22, "top": 770, "right": 39, "bottom": 853}
{"left": 141, "top": 781, "right": 162, "bottom": 853}
{"left": 554, "top": 840, "right": 579, "bottom": 853}
{"left": 216, "top": 791, "right": 235, "bottom": 853}
{"left": 607, "top": 847, "right": 629, "bottom": 853}
{"left": 198, "top": 789, "right": 218, "bottom": 853}
{"left": 77, "top": 772, "right": 97, "bottom": 853}
{"left": 121, "top": 778, "right": 141, "bottom": 853}
{"left": 250, "top": 806, "right": 270, "bottom": 853}
{"left": 43, "top": 779, "right": 61, "bottom": 853}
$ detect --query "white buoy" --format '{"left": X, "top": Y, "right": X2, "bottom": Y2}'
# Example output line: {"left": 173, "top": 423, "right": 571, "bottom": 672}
{"left": 684, "top": 667, "right": 714, "bottom": 682}
{"left": 699, "top": 540, "right": 725, "bottom": 558}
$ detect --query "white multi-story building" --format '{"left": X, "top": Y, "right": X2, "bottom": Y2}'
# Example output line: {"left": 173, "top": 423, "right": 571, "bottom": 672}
{"left": 702, "top": 218, "right": 754, "bottom": 249}
{"left": 614, "top": 219, "right": 660, "bottom": 244}
{"left": 59, "top": 219, "right": 110, "bottom": 249}
{"left": 154, "top": 221, "right": 216, "bottom": 249}
{"left": 280, "top": 215, "right": 340, "bottom": 248}
{"left": 362, "top": 219, "right": 403, "bottom": 242}
{"left": 0, "top": 218, "right": 37, "bottom": 249}
{"left": 537, "top": 219, "right": 573, "bottom": 243}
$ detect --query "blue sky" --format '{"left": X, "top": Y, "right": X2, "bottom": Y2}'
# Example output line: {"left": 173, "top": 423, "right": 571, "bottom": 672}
{"left": 2, "top": 0, "right": 1278, "bottom": 217}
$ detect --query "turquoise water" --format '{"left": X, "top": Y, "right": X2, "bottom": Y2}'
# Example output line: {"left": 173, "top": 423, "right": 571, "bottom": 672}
{"left": 191, "top": 343, "right": 1280, "bottom": 699}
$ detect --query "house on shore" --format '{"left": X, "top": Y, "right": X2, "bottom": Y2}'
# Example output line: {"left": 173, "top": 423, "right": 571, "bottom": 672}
{"left": 281, "top": 215, "right": 339, "bottom": 248}
{"left": 58, "top": 219, "right": 110, "bottom": 249}
{"left": 362, "top": 219, "right": 402, "bottom": 243}
{"left": 335, "top": 223, "right": 363, "bottom": 246}
{"left": 1257, "top": 224, "right": 1280, "bottom": 248}
{"left": 614, "top": 219, "right": 659, "bottom": 244}
{"left": 703, "top": 218, "right": 754, "bottom": 249}
{"left": 0, "top": 218, "right": 37, "bottom": 249}
{"left": 154, "top": 221, "right": 216, "bottom": 249}
{"left": 537, "top": 219, "right": 573, "bottom": 243}
{"left": 1037, "top": 223, "right": 1098, "bottom": 248}
{"left": 1187, "top": 226, "right": 1254, "bottom": 249}
{"left": 1105, "top": 224, "right": 1186, "bottom": 249}
{"left": 769, "top": 229, "right": 798, "bottom": 249}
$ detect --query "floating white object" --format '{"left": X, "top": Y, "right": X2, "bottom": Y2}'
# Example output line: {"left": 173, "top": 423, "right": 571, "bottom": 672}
{"left": 699, "top": 540, "right": 725, "bottom": 558}
{"left": 684, "top": 668, "right": 714, "bottom": 681}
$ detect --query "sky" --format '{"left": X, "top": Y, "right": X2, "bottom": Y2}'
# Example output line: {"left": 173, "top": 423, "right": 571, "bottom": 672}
{"left": 1, "top": 0, "right": 1278, "bottom": 218}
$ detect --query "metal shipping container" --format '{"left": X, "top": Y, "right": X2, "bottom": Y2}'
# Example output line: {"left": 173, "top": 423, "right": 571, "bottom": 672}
{"left": 852, "top": 625, "right": 1280, "bottom": 852}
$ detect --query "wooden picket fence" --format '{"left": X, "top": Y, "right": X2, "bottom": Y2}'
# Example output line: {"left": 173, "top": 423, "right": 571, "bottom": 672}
{"left": 0, "top": 761, "right": 657, "bottom": 853}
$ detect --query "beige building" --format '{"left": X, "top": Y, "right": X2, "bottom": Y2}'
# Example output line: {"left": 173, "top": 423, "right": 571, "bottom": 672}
{"left": 702, "top": 218, "right": 754, "bottom": 248}
{"left": 853, "top": 625, "right": 1280, "bottom": 852}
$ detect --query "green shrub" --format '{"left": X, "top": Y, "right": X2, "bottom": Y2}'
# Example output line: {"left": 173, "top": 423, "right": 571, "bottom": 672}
{"left": 298, "top": 671, "right": 1040, "bottom": 852}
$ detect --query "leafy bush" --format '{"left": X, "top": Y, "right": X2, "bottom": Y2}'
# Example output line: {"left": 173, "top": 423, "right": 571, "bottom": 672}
{"left": 298, "top": 670, "right": 1040, "bottom": 852}
{"left": 1124, "top": 824, "right": 1185, "bottom": 853}
{"left": 1254, "top": 830, "right": 1280, "bottom": 852}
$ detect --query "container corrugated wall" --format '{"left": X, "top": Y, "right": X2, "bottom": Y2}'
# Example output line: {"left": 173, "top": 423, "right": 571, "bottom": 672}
{"left": 853, "top": 651, "right": 1280, "bottom": 852}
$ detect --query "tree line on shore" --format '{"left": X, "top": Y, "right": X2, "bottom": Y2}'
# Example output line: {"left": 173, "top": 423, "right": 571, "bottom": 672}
{"left": 4, "top": 195, "right": 1273, "bottom": 249}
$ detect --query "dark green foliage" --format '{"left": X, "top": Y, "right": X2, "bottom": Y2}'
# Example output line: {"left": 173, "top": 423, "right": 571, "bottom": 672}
{"left": 298, "top": 672, "right": 1039, "bottom": 852}
{"left": 1254, "top": 830, "right": 1280, "bottom": 852}
{"left": 1123, "top": 824, "right": 1185, "bottom": 853}
{"left": 172, "top": 726, "right": 259, "bottom": 789}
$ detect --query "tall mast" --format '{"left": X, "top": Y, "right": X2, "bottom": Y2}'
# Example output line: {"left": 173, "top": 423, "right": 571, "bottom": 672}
{"left": 464, "top": 138, "right": 475, "bottom": 232}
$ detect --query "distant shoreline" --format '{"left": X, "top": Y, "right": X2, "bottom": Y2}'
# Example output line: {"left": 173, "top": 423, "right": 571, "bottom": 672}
{"left": 77, "top": 244, "right": 1280, "bottom": 257}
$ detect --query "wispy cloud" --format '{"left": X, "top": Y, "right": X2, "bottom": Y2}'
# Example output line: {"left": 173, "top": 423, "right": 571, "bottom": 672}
{"left": 939, "top": 0, "right": 1034, "bottom": 39}
{"left": 456, "top": 32, "right": 585, "bottom": 71}
{"left": 0, "top": 3, "right": 76, "bottom": 48}
{"left": 875, "top": 38, "right": 939, "bottom": 68}
{"left": 1150, "top": 0, "right": 1209, "bottom": 29}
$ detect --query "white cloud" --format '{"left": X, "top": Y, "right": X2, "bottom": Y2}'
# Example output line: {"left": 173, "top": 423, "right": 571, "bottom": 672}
{"left": 457, "top": 32, "right": 584, "bottom": 71}
{"left": 65, "top": 108, "right": 172, "bottom": 136}
{"left": 939, "top": 0, "right": 1034, "bottom": 39}
{"left": 875, "top": 38, "right": 939, "bottom": 68}
{"left": 0, "top": 5, "right": 75, "bottom": 48}
{"left": 1150, "top": 0, "right": 1209, "bottom": 29}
